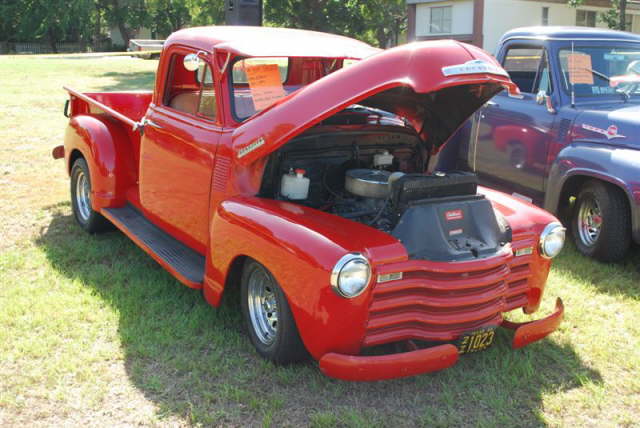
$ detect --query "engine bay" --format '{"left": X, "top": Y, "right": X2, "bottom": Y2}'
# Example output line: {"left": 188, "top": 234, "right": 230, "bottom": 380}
{"left": 259, "top": 119, "right": 512, "bottom": 261}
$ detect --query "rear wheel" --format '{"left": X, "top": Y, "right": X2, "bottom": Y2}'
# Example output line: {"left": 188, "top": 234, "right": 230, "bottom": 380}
{"left": 240, "top": 259, "right": 307, "bottom": 364}
{"left": 571, "top": 180, "right": 630, "bottom": 262}
{"left": 70, "top": 158, "right": 111, "bottom": 233}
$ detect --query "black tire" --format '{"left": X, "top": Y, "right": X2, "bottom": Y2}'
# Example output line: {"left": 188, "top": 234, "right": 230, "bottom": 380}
{"left": 70, "top": 158, "right": 111, "bottom": 233}
{"left": 571, "top": 180, "right": 631, "bottom": 262}
{"left": 240, "top": 259, "right": 307, "bottom": 364}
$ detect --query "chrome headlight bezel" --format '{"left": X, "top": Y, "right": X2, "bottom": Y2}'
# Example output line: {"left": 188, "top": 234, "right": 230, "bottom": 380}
{"left": 330, "top": 253, "right": 372, "bottom": 298}
{"left": 539, "top": 222, "right": 566, "bottom": 259}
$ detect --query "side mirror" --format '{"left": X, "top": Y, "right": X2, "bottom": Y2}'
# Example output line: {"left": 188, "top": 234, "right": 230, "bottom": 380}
{"left": 536, "top": 90, "right": 556, "bottom": 114}
{"left": 183, "top": 53, "right": 201, "bottom": 71}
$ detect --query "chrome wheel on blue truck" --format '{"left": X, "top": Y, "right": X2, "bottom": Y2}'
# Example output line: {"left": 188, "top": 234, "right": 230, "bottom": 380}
{"left": 572, "top": 181, "right": 631, "bottom": 262}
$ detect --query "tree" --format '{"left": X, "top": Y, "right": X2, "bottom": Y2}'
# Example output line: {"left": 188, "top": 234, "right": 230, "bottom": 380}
{"left": 264, "top": 0, "right": 363, "bottom": 36}
{"left": 263, "top": 0, "right": 405, "bottom": 47}
{"left": 147, "top": 0, "right": 190, "bottom": 36}
{"left": 98, "top": 0, "right": 149, "bottom": 47}
{"left": 1, "top": 0, "right": 95, "bottom": 51}
{"left": 359, "top": 0, "right": 406, "bottom": 47}
{"left": 185, "top": 0, "right": 225, "bottom": 27}
{"left": 569, "top": 0, "right": 629, "bottom": 31}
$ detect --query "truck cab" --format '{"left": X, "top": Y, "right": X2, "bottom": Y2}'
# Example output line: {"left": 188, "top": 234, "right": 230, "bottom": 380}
{"left": 448, "top": 27, "right": 640, "bottom": 261}
{"left": 56, "top": 26, "right": 566, "bottom": 381}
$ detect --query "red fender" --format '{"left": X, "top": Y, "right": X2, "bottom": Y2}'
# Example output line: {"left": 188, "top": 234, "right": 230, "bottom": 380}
{"left": 64, "top": 115, "right": 137, "bottom": 209}
{"left": 202, "top": 196, "right": 406, "bottom": 359}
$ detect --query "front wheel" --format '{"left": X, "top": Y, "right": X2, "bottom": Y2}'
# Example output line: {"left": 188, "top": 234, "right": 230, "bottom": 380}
{"left": 240, "top": 259, "right": 307, "bottom": 364}
{"left": 571, "top": 180, "right": 631, "bottom": 262}
{"left": 70, "top": 158, "right": 111, "bottom": 233}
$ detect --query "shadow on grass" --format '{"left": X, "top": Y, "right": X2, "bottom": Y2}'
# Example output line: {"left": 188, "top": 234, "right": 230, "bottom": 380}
{"left": 553, "top": 241, "right": 640, "bottom": 300}
{"left": 95, "top": 70, "right": 157, "bottom": 91}
{"left": 36, "top": 207, "right": 602, "bottom": 427}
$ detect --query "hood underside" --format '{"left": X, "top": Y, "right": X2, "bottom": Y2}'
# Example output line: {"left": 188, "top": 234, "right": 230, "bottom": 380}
{"left": 232, "top": 40, "right": 518, "bottom": 165}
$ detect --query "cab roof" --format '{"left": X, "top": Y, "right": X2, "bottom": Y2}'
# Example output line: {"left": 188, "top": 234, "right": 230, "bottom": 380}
{"left": 501, "top": 26, "right": 640, "bottom": 43}
{"left": 165, "top": 26, "right": 382, "bottom": 59}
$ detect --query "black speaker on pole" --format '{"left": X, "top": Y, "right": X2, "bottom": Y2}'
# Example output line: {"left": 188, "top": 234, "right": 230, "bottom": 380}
{"left": 225, "top": 0, "right": 263, "bottom": 26}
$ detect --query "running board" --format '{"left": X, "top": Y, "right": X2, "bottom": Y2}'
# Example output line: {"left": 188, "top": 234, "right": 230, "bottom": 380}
{"left": 102, "top": 204, "right": 205, "bottom": 288}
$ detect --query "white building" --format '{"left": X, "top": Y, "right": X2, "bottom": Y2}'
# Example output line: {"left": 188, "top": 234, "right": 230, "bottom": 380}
{"left": 407, "top": 0, "right": 640, "bottom": 52}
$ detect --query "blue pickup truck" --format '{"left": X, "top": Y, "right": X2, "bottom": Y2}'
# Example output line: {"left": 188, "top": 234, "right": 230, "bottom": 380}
{"left": 444, "top": 27, "right": 640, "bottom": 262}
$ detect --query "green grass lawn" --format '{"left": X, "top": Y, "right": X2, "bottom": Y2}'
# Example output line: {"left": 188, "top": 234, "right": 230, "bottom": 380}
{"left": 1, "top": 55, "right": 639, "bottom": 427}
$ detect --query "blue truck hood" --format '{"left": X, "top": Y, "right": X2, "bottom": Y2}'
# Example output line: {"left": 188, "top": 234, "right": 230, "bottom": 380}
{"left": 574, "top": 102, "right": 640, "bottom": 148}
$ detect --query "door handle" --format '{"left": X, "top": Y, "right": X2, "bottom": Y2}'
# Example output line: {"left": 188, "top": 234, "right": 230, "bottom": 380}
{"left": 145, "top": 118, "right": 163, "bottom": 129}
{"left": 486, "top": 100, "right": 499, "bottom": 108}
{"left": 134, "top": 117, "right": 163, "bottom": 136}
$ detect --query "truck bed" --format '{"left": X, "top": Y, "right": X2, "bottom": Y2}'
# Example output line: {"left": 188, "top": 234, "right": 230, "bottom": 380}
{"left": 65, "top": 88, "right": 152, "bottom": 168}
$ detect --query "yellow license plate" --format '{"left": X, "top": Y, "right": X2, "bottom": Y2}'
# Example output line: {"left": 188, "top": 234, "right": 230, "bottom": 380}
{"left": 458, "top": 328, "right": 496, "bottom": 354}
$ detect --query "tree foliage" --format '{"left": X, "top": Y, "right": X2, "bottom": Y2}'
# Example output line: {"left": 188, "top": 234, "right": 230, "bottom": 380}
{"left": 568, "top": 0, "right": 629, "bottom": 30}
{"left": 1, "top": 0, "right": 95, "bottom": 50}
{"left": 264, "top": 0, "right": 406, "bottom": 47}
{"left": 1, "top": 0, "right": 406, "bottom": 49}
{"left": 358, "top": 0, "right": 407, "bottom": 47}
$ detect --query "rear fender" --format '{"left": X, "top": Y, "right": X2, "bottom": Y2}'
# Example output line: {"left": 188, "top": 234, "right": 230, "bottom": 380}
{"left": 203, "top": 196, "right": 406, "bottom": 359}
{"left": 64, "top": 115, "right": 136, "bottom": 209}
{"left": 544, "top": 143, "right": 640, "bottom": 244}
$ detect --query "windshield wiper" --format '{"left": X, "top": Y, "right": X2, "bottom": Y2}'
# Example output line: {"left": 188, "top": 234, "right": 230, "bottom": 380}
{"left": 585, "top": 67, "right": 610, "bottom": 82}
{"left": 585, "top": 68, "right": 631, "bottom": 102}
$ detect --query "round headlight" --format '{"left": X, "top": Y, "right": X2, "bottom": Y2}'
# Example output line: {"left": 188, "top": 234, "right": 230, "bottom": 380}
{"left": 539, "top": 222, "right": 566, "bottom": 259}
{"left": 330, "top": 253, "right": 371, "bottom": 298}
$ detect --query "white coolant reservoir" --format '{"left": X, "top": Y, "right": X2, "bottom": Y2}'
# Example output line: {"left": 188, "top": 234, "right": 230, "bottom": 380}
{"left": 373, "top": 150, "right": 394, "bottom": 168}
{"left": 281, "top": 168, "right": 310, "bottom": 200}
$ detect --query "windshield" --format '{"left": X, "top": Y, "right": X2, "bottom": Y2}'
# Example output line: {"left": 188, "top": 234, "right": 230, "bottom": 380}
{"left": 559, "top": 45, "right": 640, "bottom": 97}
{"left": 230, "top": 57, "right": 348, "bottom": 121}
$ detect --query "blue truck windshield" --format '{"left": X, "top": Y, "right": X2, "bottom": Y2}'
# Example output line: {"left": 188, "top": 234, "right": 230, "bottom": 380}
{"left": 559, "top": 45, "right": 640, "bottom": 97}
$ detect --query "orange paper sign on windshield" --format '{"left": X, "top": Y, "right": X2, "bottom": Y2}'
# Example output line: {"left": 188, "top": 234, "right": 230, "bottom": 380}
{"left": 567, "top": 53, "right": 594, "bottom": 85}
{"left": 245, "top": 64, "right": 287, "bottom": 111}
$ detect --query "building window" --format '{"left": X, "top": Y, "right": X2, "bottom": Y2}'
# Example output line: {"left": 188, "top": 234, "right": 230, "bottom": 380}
{"left": 542, "top": 7, "right": 549, "bottom": 26}
{"left": 430, "top": 6, "right": 452, "bottom": 34}
{"left": 576, "top": 10, "right": 596, "bottom": 27}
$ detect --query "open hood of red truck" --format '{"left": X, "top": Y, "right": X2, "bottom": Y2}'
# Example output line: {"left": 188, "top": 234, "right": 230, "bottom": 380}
{"left": 232, "top": 40, "right": 518, "bottom": 165}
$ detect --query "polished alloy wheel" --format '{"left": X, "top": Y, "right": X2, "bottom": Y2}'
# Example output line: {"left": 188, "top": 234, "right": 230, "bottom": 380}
{"left": 247, "top": 267, "right": 279, "bottom": 346}
{"left": 75, "top": 169, "right": 91, "bottom": 222}
{"left": 577, "top": 196, "right": 602, "bottom": 247}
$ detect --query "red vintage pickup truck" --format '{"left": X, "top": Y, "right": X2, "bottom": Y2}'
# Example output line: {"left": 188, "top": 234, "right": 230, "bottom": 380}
{"left": 54, "top": 26, "right": 566, "bottom": 381}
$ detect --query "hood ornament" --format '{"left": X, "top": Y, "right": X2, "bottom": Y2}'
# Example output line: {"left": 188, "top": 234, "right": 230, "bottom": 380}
{"left": 581, "top": 124, "right": 626, "bottom": 140}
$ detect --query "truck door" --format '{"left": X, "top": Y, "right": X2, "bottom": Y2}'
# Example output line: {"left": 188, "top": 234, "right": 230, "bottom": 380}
{"left": 472, "top": 43, "right": 555, "bottom": 204}
{"left": 139, "top": 48, "right": 221, "bottom": 252}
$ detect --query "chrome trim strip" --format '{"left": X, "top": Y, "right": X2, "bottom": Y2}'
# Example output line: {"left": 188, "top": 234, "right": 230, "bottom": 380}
{"left": 502, "top": 36, "right": 640, "bottom": 43}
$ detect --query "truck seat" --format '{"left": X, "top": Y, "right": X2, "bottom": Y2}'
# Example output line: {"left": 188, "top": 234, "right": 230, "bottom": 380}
{"left": 169, "top": 91, "right": 216, "bottom": 119}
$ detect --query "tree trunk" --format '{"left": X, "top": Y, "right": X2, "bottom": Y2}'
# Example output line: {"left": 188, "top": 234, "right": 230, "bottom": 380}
{"left": 376, "top": 28, "right": 389, "bottom": 48}
{"left": 95, "top": 6, "right": 102, "bottom": 51}
{"left": 47, "top": 27, "right": 58, "bottom": 53}
{"left": 110, "top": 0, "right": 130, "bottom": 48}
{"left": 117, "top": 21, "right": 130, "bottom": 48}
{"left": 620, "top": 0, "right": 627, "bottom": 31}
